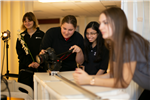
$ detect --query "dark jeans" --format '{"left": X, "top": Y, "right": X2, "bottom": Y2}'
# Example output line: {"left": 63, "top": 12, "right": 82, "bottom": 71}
{"left": 138, "top": 89, "right": 150, "bottom": 100}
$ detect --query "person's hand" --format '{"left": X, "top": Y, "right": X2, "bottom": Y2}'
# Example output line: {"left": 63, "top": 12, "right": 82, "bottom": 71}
{"left": 32, "top": 62, "right": 40, "bottom": 68}
{"left": 28, "top": 62, "right": 34, "bottom": 68}
{"left": 39, "top": 49, "right": 46, "bottom": 55}
{"left": 28, "top": 62, "right": 40, "bottom": 69}
{"left": 69, "top": 45, "right": 82, "bottom": 53}
{"left": 73, "top": 68, "right": 91, "bottom": 85}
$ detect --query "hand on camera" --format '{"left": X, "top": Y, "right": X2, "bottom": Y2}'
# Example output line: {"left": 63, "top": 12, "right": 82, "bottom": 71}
{"left": 39, "top": 49, "right": 46, "bottom": 55}
{"left": 69, "top": 45, "right": 82, "bottom": 53}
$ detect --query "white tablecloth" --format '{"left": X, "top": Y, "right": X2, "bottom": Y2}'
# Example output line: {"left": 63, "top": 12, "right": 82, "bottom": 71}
{"left": 34, "top": 71, "right": 130, "bottom": 100}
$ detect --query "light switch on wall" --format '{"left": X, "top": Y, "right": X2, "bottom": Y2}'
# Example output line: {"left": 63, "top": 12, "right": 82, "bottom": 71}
{"left": 137, "top": 17, "right": 143, "bottom": 22}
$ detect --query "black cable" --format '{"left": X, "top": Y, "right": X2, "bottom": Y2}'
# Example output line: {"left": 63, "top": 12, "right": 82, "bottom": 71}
{"left": 0, "top": 77, "right": 7, "bottom": 92}
{"left": 1, "top": 77, "right": 11, "bottom": 100}
{"left": 0, "top": 77, "right": 11, "bottom": 100}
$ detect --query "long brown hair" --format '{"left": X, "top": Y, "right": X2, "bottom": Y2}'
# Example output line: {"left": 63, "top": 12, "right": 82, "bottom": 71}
{"left": 101, "top": 7, "right": 149, "bottom": 87}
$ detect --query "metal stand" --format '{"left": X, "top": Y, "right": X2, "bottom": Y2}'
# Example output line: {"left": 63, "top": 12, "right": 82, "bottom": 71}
{"left": 4, "top": 40, "right": 18, "bottom": 79}
{"left": 50, "top": 71, "right": 59, "bottom": 76}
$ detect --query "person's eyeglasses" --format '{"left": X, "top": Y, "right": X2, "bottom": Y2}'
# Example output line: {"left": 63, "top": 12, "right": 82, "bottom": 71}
{"left": 86, "top": 32, "right": 97, "bottom": 36}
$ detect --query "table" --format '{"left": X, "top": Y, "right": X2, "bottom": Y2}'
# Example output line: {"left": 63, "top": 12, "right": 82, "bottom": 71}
{"left": 34, "top": 71, "right": 129, "bottom": 100}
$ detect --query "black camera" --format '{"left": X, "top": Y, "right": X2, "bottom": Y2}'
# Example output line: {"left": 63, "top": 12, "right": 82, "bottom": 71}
{"left": 36, "top": 47, "right": 73, "bottom": 71}
{"left": 36, "top": 47, "right": 62, "bottom": 71}
{"left": 36, "top": 47, "right": 57, "bottom": 64}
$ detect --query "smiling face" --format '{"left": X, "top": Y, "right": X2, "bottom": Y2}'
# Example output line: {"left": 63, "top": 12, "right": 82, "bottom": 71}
{"left": 23, "top": 17, "right": 34, "bottom": 30}
{"left": 99, "top": 13, "right": 113, "bottom": 39}
{"left": 86, "top": 28, "right": 98, "bottom": 45}
{"left": 61, "top": 22, "right": 76, "bottom": 38}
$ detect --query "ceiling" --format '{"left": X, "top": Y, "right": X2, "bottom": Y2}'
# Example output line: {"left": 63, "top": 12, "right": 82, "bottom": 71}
{"left": 33, "top": 0, "right": 121, "bottom": 19}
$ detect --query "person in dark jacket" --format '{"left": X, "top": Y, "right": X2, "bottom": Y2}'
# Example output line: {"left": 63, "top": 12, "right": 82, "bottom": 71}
{"left": 16, "top": 12, "right": 45, "bottom": 89}
{"left": 40, "top": 15, "right": 84, "bottom": 71}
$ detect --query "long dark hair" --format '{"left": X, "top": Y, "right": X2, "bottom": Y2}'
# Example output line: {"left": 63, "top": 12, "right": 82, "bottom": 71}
{"left": 101, "top": 7, "right": 149, "bottom": 87}
{"left": 84, "top": 21, "right": 104, "bottom": 62}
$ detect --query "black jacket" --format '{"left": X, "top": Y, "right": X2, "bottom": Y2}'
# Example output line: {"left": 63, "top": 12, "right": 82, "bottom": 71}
{"left": 83, "top": 45, "right": 109, "bottom": 75}
{"left": 40, "top": 27, "right": 84, "bottom": 71}
{"left": 16, "top": 27, "right": 45, "bottom": 88}
{"left": 16, "top": 27, "right": 45, "bottom": 71}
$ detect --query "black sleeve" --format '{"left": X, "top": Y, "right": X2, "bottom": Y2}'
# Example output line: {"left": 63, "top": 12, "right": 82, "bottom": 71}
{"left": 38, "top": 30, "right": 45, "bottom": 53}
{"left": 16, "top": 39, "right": 32, "bottom": 69}
{"left": 100, "top": 46, "right": 109, "bottom": 70}
{"left": 40, "top": 28, "right": 53, "bottom": 50}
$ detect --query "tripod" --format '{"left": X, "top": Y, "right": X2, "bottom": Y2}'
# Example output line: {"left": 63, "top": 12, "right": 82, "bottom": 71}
{"left": 4, "top": 40, "right": 18, "bottom": 79}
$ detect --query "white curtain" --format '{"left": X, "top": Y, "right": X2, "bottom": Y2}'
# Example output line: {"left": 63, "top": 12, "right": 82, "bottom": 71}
{"left": 1, "top": 1, "right": 33, "bottom": 80}
{"left": 121, "top": 0, "right": 150, "bottom": 100}
{"left": 121, "top": 0, "right": 150, "bottom": 41}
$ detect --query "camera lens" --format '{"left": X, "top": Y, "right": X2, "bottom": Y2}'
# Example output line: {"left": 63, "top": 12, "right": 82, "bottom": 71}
{"left": 36, "top": 47, "right": 57, "bottom": 64}
{"left": 36, "top": 55, "right": 43, "bottom": 64}
{"left": 36, "top": 52, "right": 49, "bottom": 64}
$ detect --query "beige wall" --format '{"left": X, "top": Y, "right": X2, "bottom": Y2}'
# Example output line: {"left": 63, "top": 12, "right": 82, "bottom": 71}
{"left": 1, "top": 1, "right": 33, "bottom": 80}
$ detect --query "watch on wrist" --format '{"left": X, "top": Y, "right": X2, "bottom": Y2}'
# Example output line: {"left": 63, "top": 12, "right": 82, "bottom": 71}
{"left": 90, "top": 77, "right": 95, "bottom": 85}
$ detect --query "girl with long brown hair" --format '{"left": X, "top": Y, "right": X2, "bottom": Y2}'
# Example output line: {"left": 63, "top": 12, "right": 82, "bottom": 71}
{"left": 73, "top": 7, "right": 150, "bottom": 99}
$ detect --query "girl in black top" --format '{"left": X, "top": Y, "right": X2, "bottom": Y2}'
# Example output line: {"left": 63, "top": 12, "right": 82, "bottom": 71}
{"left": 83, "top": 21, "right": 109, "bottom": 75}
{"left": 40, "top": 15, "right": 84, "bottom": 71}
{"left": 16, "top": 12, "right": 45, "bottom": 89}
